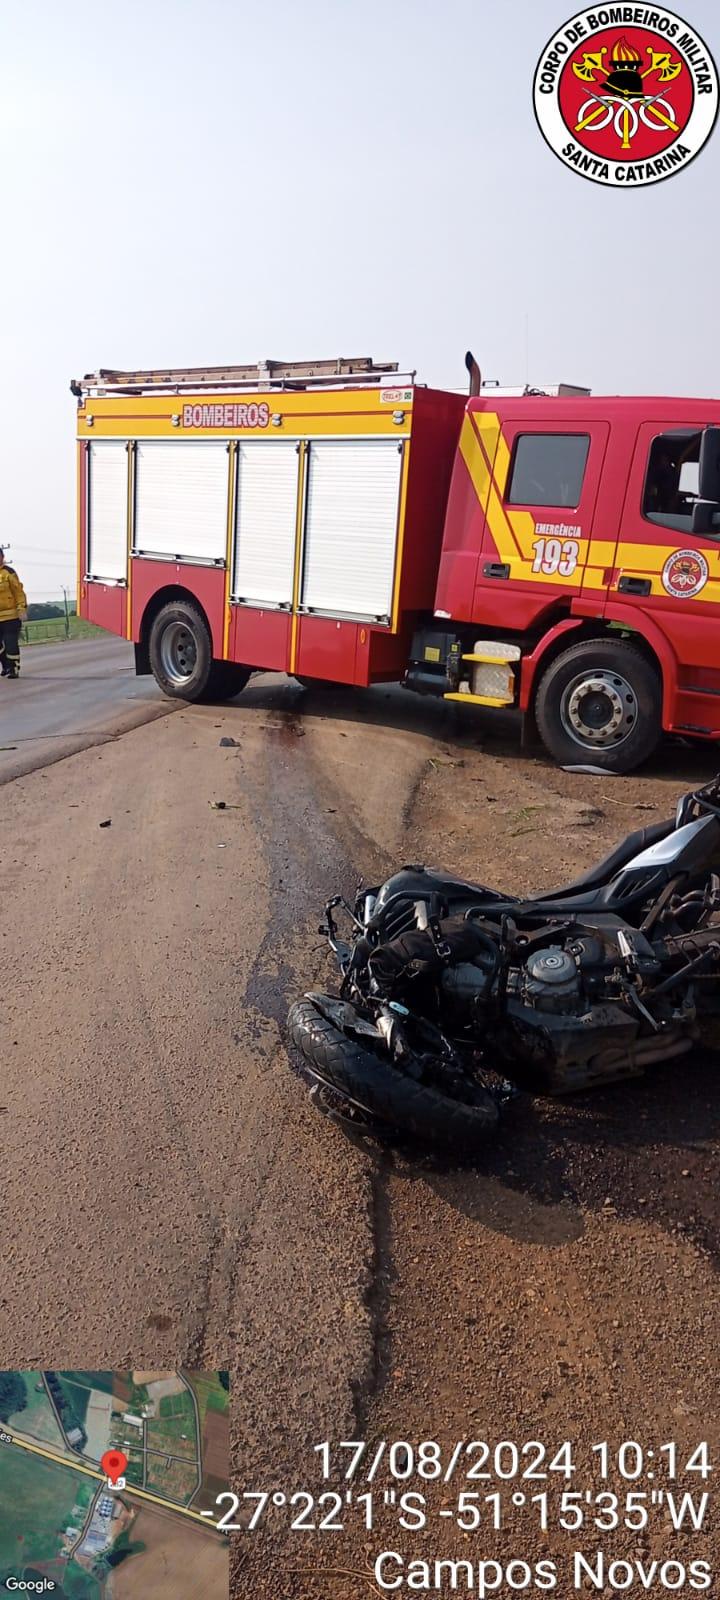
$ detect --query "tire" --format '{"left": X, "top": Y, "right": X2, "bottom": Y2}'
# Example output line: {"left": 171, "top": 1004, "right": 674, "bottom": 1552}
{"left": 294, "top": 675, "right": 342, "bottom": 690}
{"left": 535, "top": 639, "right": 661, "bottom": 774}
{"left": 206, "top": 662, "right": 252, "bottom": 702}
{"left": 149, "top": 603, "right": 252, "bottom": 703}
{"left": 287, "top": 997, "right": 499, "bottom": 1152}
{"left": 149, "top": 600, "right": 213, "bottom": 701}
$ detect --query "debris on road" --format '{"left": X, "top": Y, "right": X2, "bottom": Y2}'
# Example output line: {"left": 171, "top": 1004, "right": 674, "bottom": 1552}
{"left": 219, "top": 736, "right": 240, "bottom": 747}
{"left": 288, "top": 774, "right": 720, "bottom": 1150}
{"left": 574, "top": 806, "right": 606, "bottom": 826}
{"left": 99, "top": 818, "right": 111, "bottom": 828}
{"left": 210, "top": 800, "right": 242, "bottom": 811}
{"left": 563, "top": 763, "right": 618, "bottom": 776}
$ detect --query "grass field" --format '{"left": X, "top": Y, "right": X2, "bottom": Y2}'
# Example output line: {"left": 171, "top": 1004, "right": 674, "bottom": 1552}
{"left": 58, "top": 1372, "right": 114, "bottom": 1395}
{"left": 0, "top": 1450, "right": 92, "bottom": 1569}
{"left": 150, "top": 1388, "right": 198, "bottom": 1460}
{"left": 159, "top": 1391, "right": 196, "bottom": 1420}
{"left": 183, "top": 1372, "right": 228, "bottom": 1432}
{"left": 23, "top": 618, "right": 106, "bottom": 645}
{"left": 182, "top": 1374, "right": 228, "bottom": 1514}
{"left": 54, "top": 1378, "right": 91, "bottom": 1429}
{"left": 124, "top": 1448, "right": 145, "bottom": 1487}
{"left": 7, "top": 1373, "right": 64, "bottom": 1447}
{"left": 145, "top": 1452, "right": 199, "bottom": 1503}
{"left": 146, "top": 1413, "right": 197, "bottom": 1460}
{"left": 62, "top": 1562, "right": 102, "bottom": 1599}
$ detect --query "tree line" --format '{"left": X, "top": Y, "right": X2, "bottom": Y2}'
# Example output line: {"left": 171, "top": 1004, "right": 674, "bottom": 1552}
{"left": 27, "top": 602, "right": 76, "bottom": 621}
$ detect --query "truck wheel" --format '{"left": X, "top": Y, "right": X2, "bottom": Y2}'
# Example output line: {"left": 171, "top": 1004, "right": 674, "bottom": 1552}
{"left": 294, "top": 675, "right": 340, "bottom": 690}
{"left": 535, "top": 639, "right": 662, "bottom": 773}
{"left": 207, "top": 662, "right": 252, "bottom": 702}
{"left": 149, "top": 601, "right": 213, "bottom": 700}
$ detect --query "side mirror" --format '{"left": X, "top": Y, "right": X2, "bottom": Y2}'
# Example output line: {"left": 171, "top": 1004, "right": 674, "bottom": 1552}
{"left": 691, "top": 499, "right": 720, "bottom": 534}
{"left": 698, "top": 425, "right": 720, "bottom": 501}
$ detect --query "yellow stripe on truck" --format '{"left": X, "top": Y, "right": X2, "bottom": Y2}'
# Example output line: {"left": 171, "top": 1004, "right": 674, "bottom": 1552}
{"left": 462, "top": 413, "right": 720, "bottom": 602}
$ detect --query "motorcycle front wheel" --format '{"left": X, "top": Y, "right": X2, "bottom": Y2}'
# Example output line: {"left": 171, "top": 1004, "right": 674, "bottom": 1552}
{"left": 287, "top": 996, "right": 499, "bottom": 1152}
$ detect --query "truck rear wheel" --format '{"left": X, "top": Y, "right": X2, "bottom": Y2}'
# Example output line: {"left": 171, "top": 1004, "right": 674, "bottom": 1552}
{"left": 149, "top": 602, "right": 251, "bottom": 702}
{"left": 207, "top": 662, "right": 252, "bottom": 701}
{"left": 534, "top": 639, "right": 662, "bottom": 773}
{"left": 294, "top": 675, "right": 341, "bottom": 690}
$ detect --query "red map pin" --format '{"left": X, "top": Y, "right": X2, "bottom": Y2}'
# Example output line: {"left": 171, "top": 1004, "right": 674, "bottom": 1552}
{"left": 101, "top": 1449, "right": 128, "bottom": 1484}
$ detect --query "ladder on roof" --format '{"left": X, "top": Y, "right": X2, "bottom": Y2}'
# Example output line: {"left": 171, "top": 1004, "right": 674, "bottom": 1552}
{"left": 71, "top": 357, "right": 411, "bottom": 398}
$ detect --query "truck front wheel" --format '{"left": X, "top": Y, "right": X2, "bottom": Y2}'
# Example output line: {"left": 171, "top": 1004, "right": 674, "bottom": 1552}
{"left": 149, "top": 602, "right": 251, "bottom": 702}
{"left": 534, "top": 639, "right": 662, "bottom": 773}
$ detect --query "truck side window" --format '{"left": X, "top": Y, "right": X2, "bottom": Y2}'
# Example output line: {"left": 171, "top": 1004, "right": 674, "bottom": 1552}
{"left": 507, "top": 434, "right": 590, "bottom": 508}
{"left": 643, "top": 431, "right": 702, "bottom": 531}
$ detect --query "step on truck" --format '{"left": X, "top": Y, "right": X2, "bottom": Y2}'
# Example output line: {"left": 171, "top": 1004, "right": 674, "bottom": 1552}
{"left": 73, "top": 354, "right": 720, "bottom": 774}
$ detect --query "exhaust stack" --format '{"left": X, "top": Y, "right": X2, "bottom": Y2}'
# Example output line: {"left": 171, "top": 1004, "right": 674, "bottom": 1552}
{"left": 465, "top": 350, "right": 481, "bottom": 397}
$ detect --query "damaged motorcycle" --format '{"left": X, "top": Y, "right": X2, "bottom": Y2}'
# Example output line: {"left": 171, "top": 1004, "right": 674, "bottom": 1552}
{"left": 287, "top": 778, "right": 720, "bottom": 1150}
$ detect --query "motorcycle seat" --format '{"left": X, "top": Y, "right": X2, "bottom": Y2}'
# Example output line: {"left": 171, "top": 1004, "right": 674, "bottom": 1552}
{"left": 535, "top": 818, "right": 675, "bottom": 901}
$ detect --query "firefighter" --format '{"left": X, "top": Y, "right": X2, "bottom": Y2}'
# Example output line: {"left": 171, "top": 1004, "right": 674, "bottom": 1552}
{"left": 0, "top": 548, "right": 28, "bottom": 679}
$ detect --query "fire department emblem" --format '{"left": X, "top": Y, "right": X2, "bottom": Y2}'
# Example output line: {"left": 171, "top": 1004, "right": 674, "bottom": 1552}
{"left": 662, "top": 548, "right": 709, "bottom": 598}
{"left": 534, "top": 7, "right": 718, "bottom": 187}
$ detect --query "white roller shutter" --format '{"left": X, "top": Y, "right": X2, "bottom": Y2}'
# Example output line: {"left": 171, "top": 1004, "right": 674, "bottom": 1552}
{"left": 88, "top": 442, "right": 128, "bottom": 581}
{"left": 232, "top": 441, "right": 299, "bottom": 605}
{"left": 134, "top": 442, "right": 229, "bottom": 562}
{"left": 302, "top": 440, "right": 403, "bottom": 620}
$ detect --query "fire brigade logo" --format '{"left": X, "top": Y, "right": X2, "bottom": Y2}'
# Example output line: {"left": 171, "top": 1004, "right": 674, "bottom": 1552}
{"left": 661, "top": 548, "right": 709, "bottom": 598}
{"left": 534, "top": 7, "right": 718, "bottom": 186}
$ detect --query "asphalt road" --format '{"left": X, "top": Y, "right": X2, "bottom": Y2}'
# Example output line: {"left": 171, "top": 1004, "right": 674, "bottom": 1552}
{"left": 2, "top": 640, "right": 719, "bottom": 1600}
{"left": 0, "top": 636, "right": 170, "bottom": 782}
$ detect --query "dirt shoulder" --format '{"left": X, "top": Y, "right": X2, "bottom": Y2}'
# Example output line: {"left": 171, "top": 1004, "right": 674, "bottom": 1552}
{"left": 2, "top": 666, "right": 718, "bottom": 1600}
{"left": 244, "top": 706, "right": 720, "bottom": 1598}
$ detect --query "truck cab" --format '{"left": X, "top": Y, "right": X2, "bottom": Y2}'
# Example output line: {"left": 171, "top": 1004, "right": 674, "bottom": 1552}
{"left": 419, "top": 395, "right": 720, "bottom": 770}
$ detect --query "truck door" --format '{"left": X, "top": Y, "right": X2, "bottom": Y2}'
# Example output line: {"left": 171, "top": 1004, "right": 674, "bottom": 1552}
{"left": 472, "top": 415, "right": 610, "bottom": 630}
{"left": 610, "top": 422, "right": 720, "bottom": 671}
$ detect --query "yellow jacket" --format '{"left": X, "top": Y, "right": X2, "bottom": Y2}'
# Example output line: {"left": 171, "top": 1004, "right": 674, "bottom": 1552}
{"left": 0, "top": 565, "right": 27, "bottom": 623}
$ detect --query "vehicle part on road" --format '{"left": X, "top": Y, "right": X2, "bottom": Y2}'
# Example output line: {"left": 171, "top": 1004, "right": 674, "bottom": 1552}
{"left": 287, "top": 775, "right": 720, "bottom": 1149}
{"left": 535, "top": 640, "right": 662, "bottom": 773}
{"left": 288, "top": 995, "right": 501, "bottom": 1152}
{"left": 77, "top": 358, "right": 720, "bottom": 774}
{"left": 148, "top": 600, "right": 251, "bottom": 702}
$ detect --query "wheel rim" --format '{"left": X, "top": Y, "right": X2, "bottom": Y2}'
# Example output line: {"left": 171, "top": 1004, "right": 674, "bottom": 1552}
{"left": 159, "top": 621, "right": 197, "bottom": 686}
{"left": 560, "top": 668, "right": 638, "bottom": 750}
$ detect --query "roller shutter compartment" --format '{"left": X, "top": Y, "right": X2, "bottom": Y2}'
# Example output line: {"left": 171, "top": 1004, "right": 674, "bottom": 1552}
{"left": 134, "top": 442, "right": 229, "bottom": 563}
{"left": 87, "top": 441, "right": 128, "bottom": 582}
{"left": 301, "top": 440, "right": 403, "bottom": 621}
{"left": 232, "top": 441, "right": 299, "bottom": 606}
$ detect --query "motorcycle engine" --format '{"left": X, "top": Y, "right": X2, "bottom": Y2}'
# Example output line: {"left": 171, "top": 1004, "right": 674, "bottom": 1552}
{"left": 521, "top": 947, "right": 581, "bottom": 1013}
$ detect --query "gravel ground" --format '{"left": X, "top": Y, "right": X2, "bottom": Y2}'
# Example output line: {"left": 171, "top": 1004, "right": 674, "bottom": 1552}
{"left": 2, "top": 656, "right": 717, "bottom": 1599}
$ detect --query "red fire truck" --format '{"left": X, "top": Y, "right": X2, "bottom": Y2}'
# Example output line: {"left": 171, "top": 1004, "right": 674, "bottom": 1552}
{"left": 73, "top": 356, "right": 720, "bottom": 774}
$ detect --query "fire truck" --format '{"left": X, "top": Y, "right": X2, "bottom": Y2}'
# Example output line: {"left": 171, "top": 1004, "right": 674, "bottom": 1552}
{"left": 73, "top": 355, "right": 720, "bottom": 774}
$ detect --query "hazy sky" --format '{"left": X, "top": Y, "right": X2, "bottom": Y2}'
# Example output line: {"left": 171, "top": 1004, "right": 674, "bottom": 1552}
{"left": 1, "top": 0, "right": 718, "bottom": 598}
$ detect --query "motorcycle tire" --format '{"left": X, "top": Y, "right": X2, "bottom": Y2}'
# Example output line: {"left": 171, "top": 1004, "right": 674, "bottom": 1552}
{"left": 287, "top": 996, "right": 499, "bottom": 1152}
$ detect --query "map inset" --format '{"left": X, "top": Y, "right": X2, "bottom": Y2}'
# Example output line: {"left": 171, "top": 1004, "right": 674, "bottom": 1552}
{"left": 0, "top": 1370, "right": 229, "bottom": 1599}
